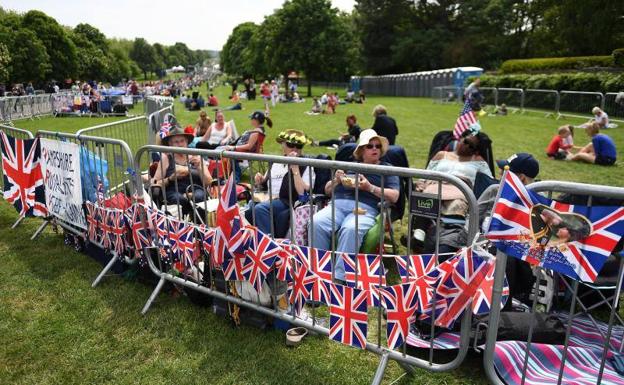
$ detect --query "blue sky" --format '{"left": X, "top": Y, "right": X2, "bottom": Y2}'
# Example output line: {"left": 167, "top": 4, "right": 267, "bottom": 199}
{"left": 2, "top": 0, "right": 355, "bottom": 51}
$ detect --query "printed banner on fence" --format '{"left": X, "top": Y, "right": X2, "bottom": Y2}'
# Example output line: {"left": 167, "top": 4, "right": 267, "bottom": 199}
{"left": 40, "top": 138, "right": 87, "bottom": 229}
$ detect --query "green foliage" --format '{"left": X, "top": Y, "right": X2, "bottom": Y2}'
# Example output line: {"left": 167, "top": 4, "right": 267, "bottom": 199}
{"left": 129, "top": 38, "right": 158, "bottom": 80}
{"left": 0, "top": 42, "right": 10, "bottom": 83}
{"left": 21, "top": 10, "right": 78, "bottom": 80}
{"left": 614, "top": 49, "right": 624, "bottom": 68}
{"left": 500, "top": 56, "right": 615, "bottom": 73}
{"left": 478, "top": 72, "right": 624, "bottom": 92}
{"left": 0, "top": 25, "right": 51, "bottom": 83}
{"left": 220, "top": 22, "right": 258, "bottom": 77}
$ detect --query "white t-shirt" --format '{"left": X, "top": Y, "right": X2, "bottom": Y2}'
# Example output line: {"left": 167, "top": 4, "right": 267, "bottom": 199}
{"left": 267, "top": 163, "right": 315, "bottom": 199}
{"left": 207, "top": 123, "right": 229, "bottom": 145}
{"left": 595, "top": 112, "right": 609, "bottom": 127}
{"left": 427, "top": 158, "right": 492, "bottom": 186}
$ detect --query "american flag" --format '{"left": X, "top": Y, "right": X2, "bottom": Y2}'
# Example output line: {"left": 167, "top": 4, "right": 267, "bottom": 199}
{"left": 0, "top": 131, "right": 47, "bottom": 217}
{"left": 242, "top": 227, "right": 281, "bottom": 292}
{"left": 472, "top": 259, "right": 509, "bottom": 315}
{"left": 432, "top": 249, "right": 491, "bottom": 328}
{"left": 453, "top": 100, "right": 477, "bottom": 140}
{"left": 394, "top": 254, "right": 437, "bottom": 283}
{"left": 329, "top": 283, "right": 368, "bottom": 349}
{"left": 343, "top": 253, "right": 386, "bottom": 307}
{"left": 380, "top": 283, "right": 418, "bottom": 350}
{"left": 486, "top": 171, "right": 624, "bottom": 282}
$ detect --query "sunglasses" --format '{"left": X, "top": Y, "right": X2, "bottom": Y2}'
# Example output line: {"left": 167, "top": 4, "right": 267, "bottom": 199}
{"left": 285, "top": 142, "right": 303, "bottom": 149}
{"left": 365, "top": 144, "right": 382, "bottom": 150}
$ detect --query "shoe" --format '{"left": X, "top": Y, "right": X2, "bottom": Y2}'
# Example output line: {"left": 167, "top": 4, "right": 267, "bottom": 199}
{"left": 286, "top": 327, "right": 308, "bottom": 347}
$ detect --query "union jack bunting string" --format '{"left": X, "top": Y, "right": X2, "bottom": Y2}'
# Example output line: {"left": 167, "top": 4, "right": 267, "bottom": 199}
{"left": 0, "top": 131, "right": 47, "bottom": 217}
{"left": 380, "top": 283, "right": 419, "bottom": 350}
{"left": 486, "top": 170, "right": 624, "bottom": 282}
{"left": 343, "top": 253, "right": 386, "bottom": 307}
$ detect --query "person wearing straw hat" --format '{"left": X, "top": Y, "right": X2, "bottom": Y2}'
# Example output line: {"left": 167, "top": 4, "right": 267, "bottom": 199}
{"left": 245, "top": 129, "right": 314, "bottom": 237}
{"left": 312, "top": 129, "right": 400, "bottom": 282}
{"left": 151, "top": 126, "right": 213, "bottom": 216}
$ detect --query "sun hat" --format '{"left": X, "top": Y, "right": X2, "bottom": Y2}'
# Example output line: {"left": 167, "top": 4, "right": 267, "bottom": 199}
{"left": 286, "top": 327, "right": 308, "bottom": 347}
{"left": 276, "top": 129, "right": 312, "bottom": 148}
{"left": 353, "top": 129, "right": 389, "bottom": 160}
{"left": 162, "top": 125, "right": 194, "bottom": 146}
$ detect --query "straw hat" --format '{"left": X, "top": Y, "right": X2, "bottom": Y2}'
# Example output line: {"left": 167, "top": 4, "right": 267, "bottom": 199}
{"left": 353, "top": 129, "right": 389, "bottom": 160}
{"left": 162, "top": 125, "right": 194, "bottom": 146}
{"left": 276, "top": 129, "right": 311, "bottom": 148}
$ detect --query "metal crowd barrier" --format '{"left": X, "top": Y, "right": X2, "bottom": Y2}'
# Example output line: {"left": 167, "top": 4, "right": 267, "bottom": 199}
{"left": 0, "top": 124, "right": 35, "bottom": 229}
{"left": 523, "top": 89, "right": 559, "bottom": 117}
{"left": 432, "top": 86, "right": 464, "bottom": 104}
{"left": 34, "top": 130, "right": 136, "bottom": 249}
{"left": 604, "top": 93, "right": 624, "bottom": 120}
{"left": 0, "top": 94, "right": 56, "bottom": 122}
{"left": 76, "top": 116, "right": 148, "bottom": 155}
{"left": 480, "top": 87, "right": 498, "bottom": 109}
{"left": 496, "top": 88, "right": 524, "bottom": 113}
{"left": 484, "top": 180, "right": 624, "bottom": 385}
{"left": 132, "top": 145, "right": 481, "bottom": 384}
{"left": 558, "top": 91, "right": 605, "bottom": 121}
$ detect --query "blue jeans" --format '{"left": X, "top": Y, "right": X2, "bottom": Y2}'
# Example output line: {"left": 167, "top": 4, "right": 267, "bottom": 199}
{"left": 312, "top": 199, "right": 378, "bottom": 280}
{"left": 245, "top": 199, "right": 291, "bottom": 238}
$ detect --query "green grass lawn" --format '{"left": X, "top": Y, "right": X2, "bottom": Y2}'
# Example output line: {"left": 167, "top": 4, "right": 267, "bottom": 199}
{"left": 1, "top": 86, "right": 623, "bottom": 385}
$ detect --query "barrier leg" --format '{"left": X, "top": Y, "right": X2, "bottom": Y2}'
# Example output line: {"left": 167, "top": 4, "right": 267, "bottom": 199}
{"left": 141, "top": 276, "right": 166, "bottom": 315}
{"left": 11, "top": 216, "right": 24, "bottom": 229}
{"left": 370, "top": 352, "right": 390, "bottom": 385}
{"left": 30, "top": 220, "right": 49, "bottom": 240}
{"left": 91, "top": 253, "right": 118, "bottom": 288}
{"left": 396, "top": 360, "right": 416, "bottom": 376}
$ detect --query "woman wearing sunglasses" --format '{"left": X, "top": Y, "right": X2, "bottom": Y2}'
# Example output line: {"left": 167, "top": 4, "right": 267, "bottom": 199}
{"left": 312, "top": 129, "right": 400, "bottom": 283}
{"left": 246, "top": 130, "right": 315, "bottom": 238}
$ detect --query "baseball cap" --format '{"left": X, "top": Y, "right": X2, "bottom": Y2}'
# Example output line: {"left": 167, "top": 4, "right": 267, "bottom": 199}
{"left": 496, "top": 153, "right": 539, "bottom": 179}
{"left": 249, "top": 110, "right": 265, "bottom": 124}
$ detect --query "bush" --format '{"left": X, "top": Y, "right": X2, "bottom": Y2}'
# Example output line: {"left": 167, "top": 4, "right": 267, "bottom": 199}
{"left": 614, "top": 48, "right": 624, "bottom": 67}
{"left": 500, "top": 56, "right": 614, "bottom": 74}
{"left": 474, "top": 72, "right": 624, "bottom": 93}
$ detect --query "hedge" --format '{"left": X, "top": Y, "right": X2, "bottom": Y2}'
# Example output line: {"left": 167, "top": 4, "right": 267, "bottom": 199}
{"left": 500, "top": 56, "right": 614, "bottom": 74}
{"left": 474, "top": 72, "right": 624, "bottom": 93}
{"left": 614, "top": 48, "right": 624, "bottom": 67}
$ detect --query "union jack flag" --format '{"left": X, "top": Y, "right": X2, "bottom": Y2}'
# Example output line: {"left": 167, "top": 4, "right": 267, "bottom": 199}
{"left": 127, "top": 204, "right": 153, "bottom": 258}
{"left": 329, "top": 283, "right": 368, "bottom": 349}
{"left": 100, "top": 207, "right": 113, "bottom": 250}
{"left": 196, "top": 224, "right": 214, "bottom": 259}
{"left": 289, "top": 260, "right": 311, "bottom": 316}
{"left": 94, "top": 204, "right": 106, "bottom": 245}
{"left": 343, "top": 253, "right": 386, "bottom": 306}
{"left": 394, "top": 254, "right": 437, "bottom": 283}
{"left": 216, "top": 172, "right": 246, "bottom": 253}
{"left": 274, "top": 244, "right": 293, "bottom": 282}
{"left": 294, "top": 246, "right": 333, "bottom": 304}
{"left": 472, "top": 259, "right": 510, "bottom": 315}
{"left": 0, "top": 131, "right": 47, "bottom": 217}
{"left": 380, "top": 283, "right": 419, "bottom": 350}
{"left": 105, "top": 208, "right": 128, "bottom": 255}
{"left": 168, "top": 218, "right": 196, "bottom": 268}
{"left": 453, "top": 100, "right": 477, "bottom": 139}
{"left": 85, "top": 201, "right": 101, "bottom": 244}
{"left": 486, "top": 170, "right": 624, "bottom": 282}
{"left": 242, "top": 227, "right": 281, "bottom": 292}
{"left": 151, "top": 209, "right": 172, "bottom": 262}
{"left": 431, "top": 249, "right": 491, "bottom": 328}
{"left": 222, "top": 247, "right": 247, "bottom": 281}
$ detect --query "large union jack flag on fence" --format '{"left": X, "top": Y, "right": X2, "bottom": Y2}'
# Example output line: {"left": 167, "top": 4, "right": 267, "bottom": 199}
{"left": 486, "top": 171, "right": 624, "bottom": 282}
{"left": 0, "top": 131, "right": 47, "bottom": 217}
{"left": 329, "top": 283, "right": 368, "bottom": 349}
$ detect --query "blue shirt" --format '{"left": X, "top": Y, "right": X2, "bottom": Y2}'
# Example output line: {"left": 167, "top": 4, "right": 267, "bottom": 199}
{"left": 593, "top": 134, "right": 617, "bottom": 159}
{"left": 333, "top": 162, "right": 401, "bottom": 209}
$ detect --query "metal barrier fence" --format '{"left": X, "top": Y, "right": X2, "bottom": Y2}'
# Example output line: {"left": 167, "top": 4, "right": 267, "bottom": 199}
{"left": 0, "top": 94, "right": 57, "bottom": 122}
{"left": 604, "top": 92, "right": 624, "bottom": 120}
{"left": 484, "top": 180, "right": 624, "bottom": 385}
{"left": 432, "top": 87, "right": 624, "bottom": 123}
{"left": 0, "top": 125, "right": 35, "bottom": 229}
{"left": 34, "top": 130, "right": 136, "bottom": 245}
{"left": 432, "top": 86, "right": 464, "bottom": 104}
{"left": 132, "top": 145, "right": 480, "bottom": 383}
{"left": 144, "top": 95, "right": 174, "bottom": 117}
{"left": 76, "top": 116, "right": 148, "bottom": 155}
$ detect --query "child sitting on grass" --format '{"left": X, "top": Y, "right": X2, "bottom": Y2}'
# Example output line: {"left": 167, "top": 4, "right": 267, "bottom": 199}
{"left": 546, "top": 125, "right": 574, "bottom": 160}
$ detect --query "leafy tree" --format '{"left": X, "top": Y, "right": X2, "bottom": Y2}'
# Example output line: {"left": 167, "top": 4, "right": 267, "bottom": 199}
{"left": 21, "top": 10, "right": 77, "bottom": 80}
{"left": 129, "top": 38, "right": 158, "bottom": 79}
{"left": 0, "top": 42, "right": 10, "bottom": 83}
{"left": 71, "top": 24, "right": 112, "bottom": 81}
{"left": 220, "top": 22, "right": 259, "bottom": 77}
{"left": 0, "top": 24, "right": 51, "bottom": 83}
